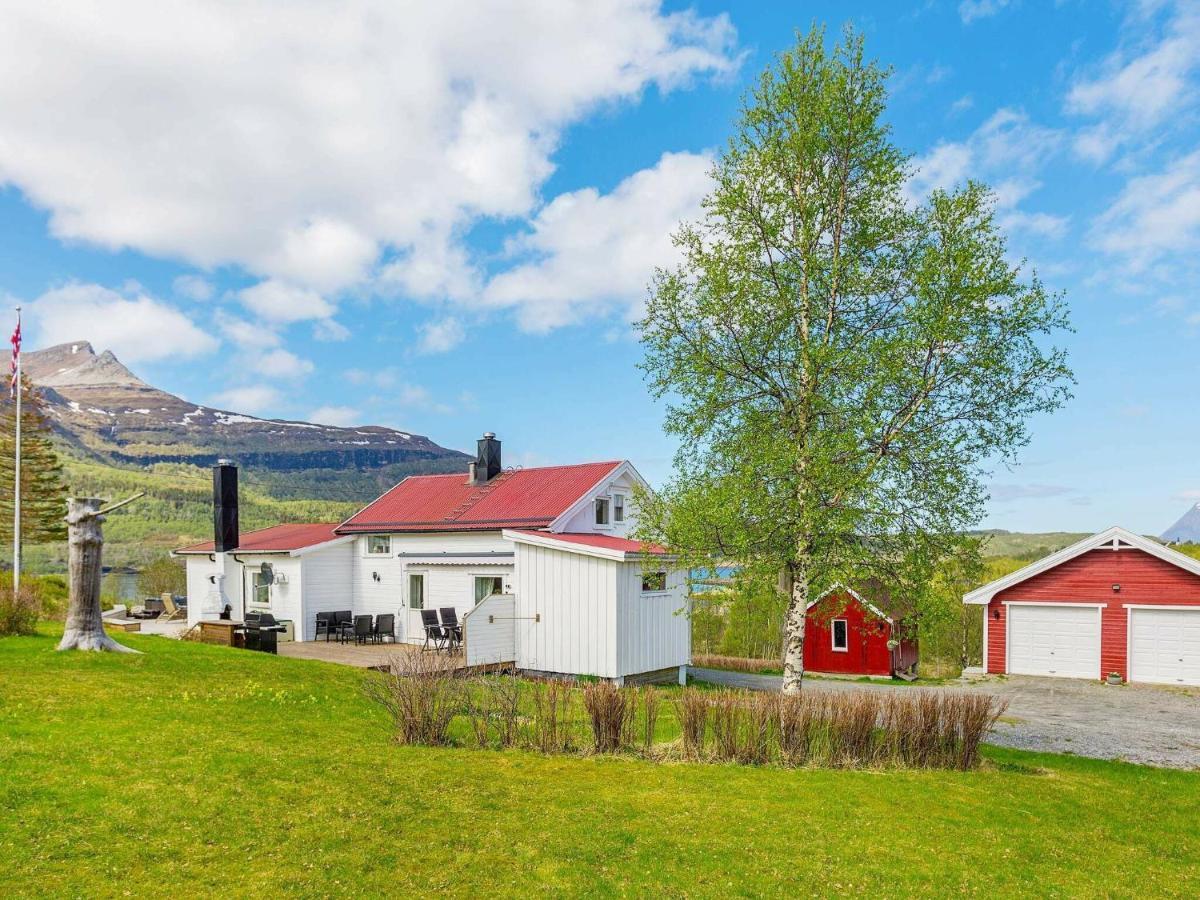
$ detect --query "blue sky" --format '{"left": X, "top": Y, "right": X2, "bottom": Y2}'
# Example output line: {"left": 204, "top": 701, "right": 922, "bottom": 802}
{"left": 0, "top": 1, "right": 1197, "bottom": 535}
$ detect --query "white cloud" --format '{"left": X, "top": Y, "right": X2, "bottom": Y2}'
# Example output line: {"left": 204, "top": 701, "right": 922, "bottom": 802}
{"left": 28, "top": 282, "right": 218, "bottom": 363}
{"left": 483, "top": 151, "right": 712, "bottom": 332}
{"left": 313, "top": 318, "right": 350, "bottom": 342}
{"left": 417, "top": 317, "right": 465, "bottom": 354}
{"left": 210, "top": 384, "right": 282, "bottom": 415}
{"left": 1066, "top": 3, "right": 1200, "bottom": 162}
{"left": 959, "top": 0, "right": 1011, "bottom": 25}
{"left": 397, "top": 383, "right": 451, "bottom": 414}
{"left": 215, "top": 310, "right": 280, "bottom": 349}
{"left": 345, "top": 367, "right": 398, "bottom": 389}
{"left": 908, "top": 109, "right": 1065, "bottom": 239}
{"left": 253, "top": 348, "right": 314, "bottom": 379}
{"left": 0, "top": 2, "right": 736, "bottom": 297}
{"left": 173, "top": 274, "right": 214, "bottom": 301}
{"left": 308, "top": 405, "right": 360, "bottom": 427}
{"left": 237, "top": 280, "right": 333, "bottom": 323}
{"left": 1090, "top": 149, "right": 1200, "bottom": 268}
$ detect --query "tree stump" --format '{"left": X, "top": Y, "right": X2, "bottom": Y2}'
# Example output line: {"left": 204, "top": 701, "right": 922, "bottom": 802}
{"left": 57, "top": 497, "right": 139, "bottom": 653}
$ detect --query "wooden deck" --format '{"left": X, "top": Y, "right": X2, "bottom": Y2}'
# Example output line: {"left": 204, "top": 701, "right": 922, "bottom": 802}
{"left": 277, "top": 639, "right": 464, "bottom": 670}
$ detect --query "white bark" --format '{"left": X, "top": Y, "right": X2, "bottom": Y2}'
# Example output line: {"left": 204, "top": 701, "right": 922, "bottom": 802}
{"left": 781, "top": 559, "right": 808, "bottom": 694}
{"left": 57, "top": 497, "right": 139, "bottom": 653}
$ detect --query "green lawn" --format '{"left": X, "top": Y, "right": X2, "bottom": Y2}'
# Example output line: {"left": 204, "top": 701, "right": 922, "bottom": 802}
{"left": 1, "top": 629, "right": 1197, "bottom": 897}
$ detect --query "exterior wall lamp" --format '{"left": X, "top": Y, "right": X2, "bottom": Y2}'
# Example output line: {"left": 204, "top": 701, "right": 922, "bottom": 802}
{"left": 992, "top": 608, "right": 1001, "bottom": 620}
{"left": 372, "top": 571, "right": 381, "bottom": 582}
{"left": 1111, "top": 583, "right": 1121, "bottom": 593}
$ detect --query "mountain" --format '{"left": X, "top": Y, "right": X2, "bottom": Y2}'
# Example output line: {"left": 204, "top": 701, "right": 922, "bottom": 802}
{"left": 7, "top": 341, "right": 469, "bottom": 473}
{"left": 1162, "top": 503, "right": 1200, "bottom": 544}
{"left": 0, "top": 342, "right": 472, "bottom": 571}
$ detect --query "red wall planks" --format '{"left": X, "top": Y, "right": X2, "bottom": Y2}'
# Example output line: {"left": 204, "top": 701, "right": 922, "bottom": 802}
{"left": 806, "top": 591, "right": 895, "bottom": 676}
{"left": 986, "top": 548, "right": 1200, "bottom": 679}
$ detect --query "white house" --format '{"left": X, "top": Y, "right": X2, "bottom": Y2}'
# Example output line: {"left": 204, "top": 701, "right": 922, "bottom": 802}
{"left": 176, "top": 433, "right": 690, "bottom": 683}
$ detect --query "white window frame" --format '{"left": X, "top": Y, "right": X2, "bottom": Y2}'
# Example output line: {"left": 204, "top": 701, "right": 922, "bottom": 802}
{"left": 613, "top": 493, "right": 625, "bottom": 523}
{"left": 247, "top": 569, "right": 272, "bottom": 610}
{"left": 473, "top": 574, "right": 505, "bottom": 606}
{"left": 408, "top": 572, "right": 425, "bottom": 610}
{"left": 365, "top": 534, "right": 392, "bottom": 557}
{"left": 831, "top": 618, "right": 849, "bottom": 652}
{"left": 594, "top": 496, "right": 611, "bottom": 529}
{"left": 641, "top": 570, "right": 668, "bottom": 594}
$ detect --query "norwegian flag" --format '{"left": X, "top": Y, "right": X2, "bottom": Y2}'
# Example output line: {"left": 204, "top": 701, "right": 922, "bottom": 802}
{"left": 9, "top": 311, "right": 20, "bottom": 399}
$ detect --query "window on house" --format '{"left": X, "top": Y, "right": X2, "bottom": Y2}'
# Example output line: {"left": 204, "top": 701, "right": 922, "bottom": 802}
{"left": 474, "top": 575, "right": 504, "bottom": 605}
{"left": 641, "top": 571, "right": 667, "bottom": 593}
{"left": 408, "top": 573, "right": 424, "bottom": 610}
{"left": 367, "top": 535, "right": 391, "bottom": 555}
{"left": 248, "top": 571, "right": 271, "bottom": 608}
{"left": 832, "top": 619, "right": 849, "bottom": 652}
{"left": 595, "top": 497, "right": 610, "bottom": 526}
{"left": 613, "top": 494, "right": 625, "bottom": 523}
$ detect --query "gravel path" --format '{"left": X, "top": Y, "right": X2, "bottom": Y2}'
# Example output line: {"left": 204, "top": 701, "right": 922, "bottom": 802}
{"left": 689, "top": 667, "right": 1200, "bottom": 770}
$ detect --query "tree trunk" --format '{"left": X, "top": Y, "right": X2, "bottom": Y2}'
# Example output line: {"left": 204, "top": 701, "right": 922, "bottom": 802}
{"left": 57, "top": 498, "right": 138, "bottom": 653}
{"left": 781, "top": 557, "right": 809, "bottom": 694}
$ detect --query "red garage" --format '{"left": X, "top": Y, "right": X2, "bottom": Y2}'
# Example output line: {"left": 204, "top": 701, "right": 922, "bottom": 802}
{"left": 805, "top": 586, "right": 918, "bottom": 679}
{"left": 964, "top": 526, "right": 1200, "bottom": 685}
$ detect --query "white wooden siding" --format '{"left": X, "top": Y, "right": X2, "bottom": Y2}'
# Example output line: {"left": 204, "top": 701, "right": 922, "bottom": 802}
{"left": 615, "top": 564, "right": 689, "bottom": 676}
{"left": 183, "top": 555, "right": 298, "bottom": 628}
{"left": 299, "top": 543, "right": 355, "bottom": 640}
{"left": 350, "top": 532, "right": 513, "bottom": 643}
{"left": 513, "top": 543, "right": 619, "bottom": 677}
{"left": 556, "top": 471, "right": 641, "bottom": 537}
{"left": 463, "top": 594, "right": 516, "bottom": 665}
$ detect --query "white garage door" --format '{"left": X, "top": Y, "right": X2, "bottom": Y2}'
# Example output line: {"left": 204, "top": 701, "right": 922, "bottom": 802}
{"left": 1007, "top": 604, "right": 1100, "bottom": 679}
{"left": 1129, "top": 608, "right": 1200, "bottom": 686}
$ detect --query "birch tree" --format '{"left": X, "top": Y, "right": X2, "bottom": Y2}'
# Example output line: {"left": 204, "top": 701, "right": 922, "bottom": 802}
{"left": 636, "top": 27, "right": 1072, "bottom": 693}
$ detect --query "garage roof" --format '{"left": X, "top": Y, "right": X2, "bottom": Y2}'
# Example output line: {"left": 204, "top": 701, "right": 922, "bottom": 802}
{"left": 963, "top": 525, "right": 1200, "bottom": 605}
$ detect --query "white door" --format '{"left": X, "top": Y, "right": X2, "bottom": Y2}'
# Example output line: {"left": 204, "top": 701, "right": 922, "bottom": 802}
{"left": 1129, "top": 608, "right": 1200, "bottom": 686}
{"left": 1008, "top": 604, "right": 1100, "bottom": 679}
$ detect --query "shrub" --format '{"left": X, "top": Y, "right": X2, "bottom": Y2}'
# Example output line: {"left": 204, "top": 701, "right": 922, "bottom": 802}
{"left": 692, "top": 654, "right": 781, "bottom": 674}
{"left": 528, "top": 679, "right": 575, "bottom": 754}
{"left": 582, "top": 681, "right": 631, "bottom": 753}
{"left": 363, "top": 651, "right": 465, "bottom": 746}
{"left": 639, "top": 686, "right": 660, "bottom": 754}
{"left": 777, "top": 693, "right": 818, "bottom": 766}
{"left": 0, "top": 585, "right": 40, "bottom": 636}
{"left": 675, "top": 688, "right": 709, "bottom": 759}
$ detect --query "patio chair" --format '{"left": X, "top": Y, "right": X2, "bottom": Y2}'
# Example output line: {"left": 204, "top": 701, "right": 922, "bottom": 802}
{"left": 374, "top": 613, "right": 396, "bottom": 644}
{"left": 352, "top": 614, "right": 373, "bottom": 646}
{"left": 333, "top": 610, "right": 354, "bottom": 643}
{"left": 439, "top": 607, "right": 462, "bottom": 650}
{"left": 160, "top": 593, "right": 186, "bottom": 622}
{"left": 420, "top": 608, "right": 446, "bottom": 652}
{"left": 315, "top": 611, "right": 335, "bottom": 642}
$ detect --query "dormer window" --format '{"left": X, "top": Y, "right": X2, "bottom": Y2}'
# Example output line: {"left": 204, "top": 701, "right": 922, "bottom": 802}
{"left": 595, "top": 497, "right": 610, "bottom": 526}
{"left": 613, "top": 494, "right": 625, "bottom": 523}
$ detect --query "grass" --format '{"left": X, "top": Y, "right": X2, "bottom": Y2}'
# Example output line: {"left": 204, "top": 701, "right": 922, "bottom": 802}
{"left": 2, "top": 628, "right": 1198, "bottom": 897}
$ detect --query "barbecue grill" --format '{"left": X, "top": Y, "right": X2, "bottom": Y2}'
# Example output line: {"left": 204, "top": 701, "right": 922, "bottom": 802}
{"left": 240, "top": 611, "right": 287, "bottom": 654}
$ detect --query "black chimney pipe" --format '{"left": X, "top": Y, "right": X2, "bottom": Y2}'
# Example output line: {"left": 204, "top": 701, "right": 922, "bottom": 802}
{"left": 475, "top": 432, "right": 501, "bottom": 484}
{"left": 213, "top": 459, "right": 239, "bottom": 552}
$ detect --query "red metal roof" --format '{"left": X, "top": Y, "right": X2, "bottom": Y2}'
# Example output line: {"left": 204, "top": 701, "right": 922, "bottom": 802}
{"left": 337, "top": 461, "right": 623, "bottom": 533}
{"left": 510, "top": 530, "right": 669, "bottom": 556}
{"left": 175, "top": 523, "right": 342, "bottom": 554}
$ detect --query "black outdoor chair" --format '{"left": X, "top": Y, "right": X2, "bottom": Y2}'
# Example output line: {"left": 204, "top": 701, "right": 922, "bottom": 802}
{"left": 374, "top": 613, "right": 396, "bottom": 644}
{"left": 439, "top": 607, "right": 462, "bottom": 650}
{"left": 315, "top": 611, "right": 335, "bottom": 642}
{"left": 333, "top": 610, "right": 354, "bottom": 643}
{"left": 420, "top": 608, "right": 446, "bottom": 652}
{"left": 351, "top": 614, "right": 373, "bottom": 646}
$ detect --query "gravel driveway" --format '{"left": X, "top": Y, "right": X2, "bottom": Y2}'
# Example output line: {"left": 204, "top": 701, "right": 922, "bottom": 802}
{"left": 690, "top": 667, "right": 1200, "bottom": 770}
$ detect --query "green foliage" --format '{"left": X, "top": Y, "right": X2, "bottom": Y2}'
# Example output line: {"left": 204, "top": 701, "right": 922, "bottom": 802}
{"left": 0, "top": 585, "right": 39, "bottom": 635}
{"left": 0, "top": 383, "right": 68, "bottom": 547}
{"left": 137, "top": 555, "right": 186, "bottom": 598}
{"left": 692, "top": 575, "right": 787, "bottom": 660}
{"left": 2, "top": 627, "right": 1198, "bottom": 895}
{"left": 637, "top": 27, "right": 1072, "bottom": 683}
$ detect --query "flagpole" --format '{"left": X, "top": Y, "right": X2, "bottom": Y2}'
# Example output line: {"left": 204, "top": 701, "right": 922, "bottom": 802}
{"left": 12, "top": 306, "right": 20, "bottom": 595}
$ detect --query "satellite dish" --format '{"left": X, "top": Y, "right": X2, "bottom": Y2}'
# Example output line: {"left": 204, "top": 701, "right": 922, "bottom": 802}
{"left": 260, "top": 563, "right": 275, "bottom": 585}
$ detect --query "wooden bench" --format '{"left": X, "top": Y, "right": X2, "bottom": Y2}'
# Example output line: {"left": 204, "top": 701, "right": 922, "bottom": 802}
{"left": 104, "top": 619, "right": 142, "bottom": 633}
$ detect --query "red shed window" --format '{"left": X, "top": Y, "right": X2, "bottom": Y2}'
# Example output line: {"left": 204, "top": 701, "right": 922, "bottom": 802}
{"left": 831, "top": 619, "right": 849, "bottom": 652}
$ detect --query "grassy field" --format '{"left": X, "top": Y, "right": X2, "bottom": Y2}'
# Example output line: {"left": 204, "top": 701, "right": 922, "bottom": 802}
{"left": 1, "top": 629, "right": 1197, "bottom": 897}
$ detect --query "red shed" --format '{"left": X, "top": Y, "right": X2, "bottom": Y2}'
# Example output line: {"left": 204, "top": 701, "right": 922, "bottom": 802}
{"left": 964, "top": 526, "right": 1200, "bottom": 685}
{"left": 805, "top": 586, "right": 919, "bottom": 679}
